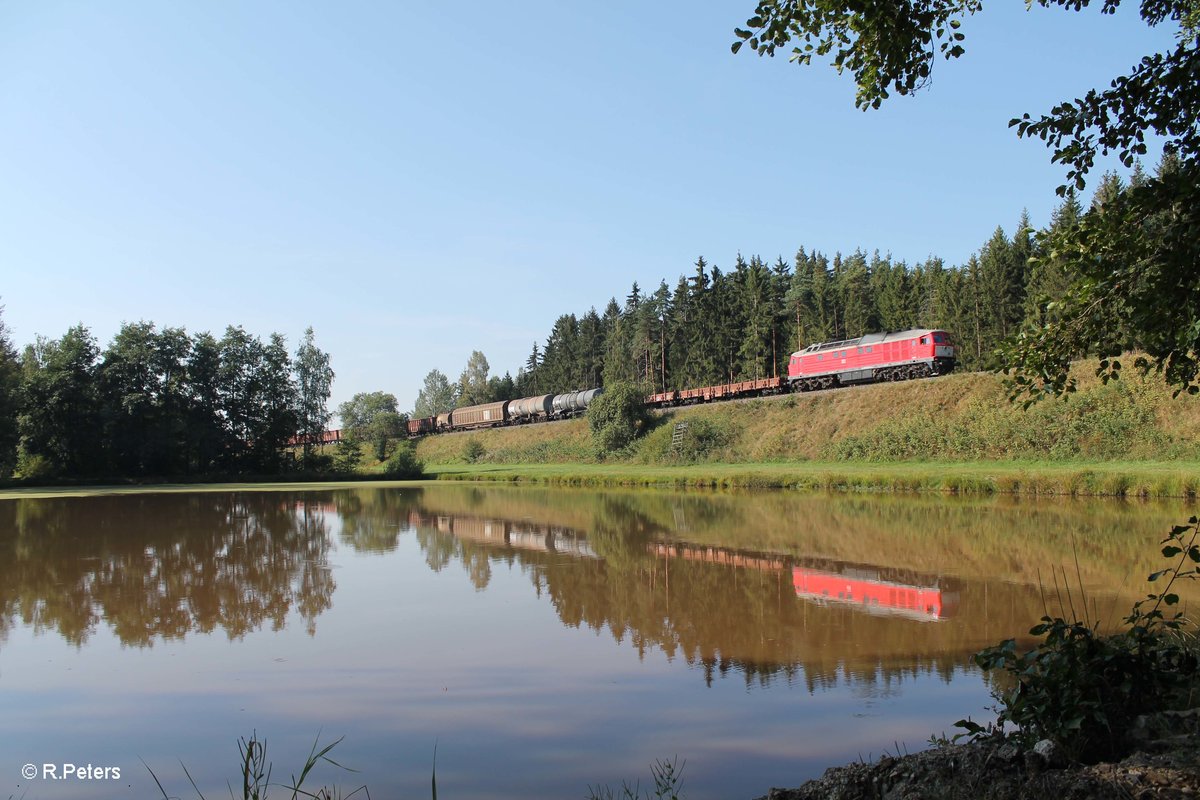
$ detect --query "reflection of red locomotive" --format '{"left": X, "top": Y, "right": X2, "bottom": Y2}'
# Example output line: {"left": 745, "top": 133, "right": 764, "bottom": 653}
{"left": 793, "top": 566, "right": 959, "bottom": 622}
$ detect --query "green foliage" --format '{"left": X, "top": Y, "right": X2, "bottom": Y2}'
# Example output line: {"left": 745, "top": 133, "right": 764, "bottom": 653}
{"left": 295, "top": 327, "right": 335, "bottom": 471}
{"left": 962, "top": 516, "right": 1200, "bottom": 763}
{"left": 1002, "top": 166, "right": 1200, "bottom": 403}
{"left": 733, "top": 0, "right": 981, "bottom": 109}
{"left": 0, "top": 306, "right": 23, "bottom": 477}
{"left": 383, "top": 441, "right": 425, "bottom": 479}
{"left": 462, "top": 437, "right": 485, "bottom": 463}
{"left": 146, "top": 731, "right": 364, "bottom": 800}
{"left": 14, "top": 449, "right": 55, "bottom": 481}
{"left": 332, "top": 437, "right": 363, "bottom": 474}
{"left": 670, "top": 419, "right": 733, "bottom": 463}
{"left": 338, "top": 391, "right": 403, "bottom": 461}
{"left": 587, "top": 758, "right": 685, "bottom": 800}
{"left": 413, "top": 369, "right": 457, "bottom": 418}
{"left": 587, "top": 382, "right": 650, "bottom": 456}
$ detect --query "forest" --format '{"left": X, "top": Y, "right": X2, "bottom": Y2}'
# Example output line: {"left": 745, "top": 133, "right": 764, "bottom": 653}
{"left": 0, "top": 321, "right": 334, "bottom": 480}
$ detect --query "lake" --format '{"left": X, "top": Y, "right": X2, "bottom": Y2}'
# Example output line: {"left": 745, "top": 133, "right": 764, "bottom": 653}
{"left": 1, "top": 484, "right": 1194, "bottom": 799}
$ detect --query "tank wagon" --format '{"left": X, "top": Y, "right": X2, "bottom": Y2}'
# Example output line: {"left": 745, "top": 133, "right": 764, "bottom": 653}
{"left": 408, "top": 388, "right": 604, "bottom": 435}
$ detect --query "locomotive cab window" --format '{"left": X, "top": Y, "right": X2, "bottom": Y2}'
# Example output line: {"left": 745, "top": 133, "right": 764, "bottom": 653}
{"left": 920, "top": 337, "right": 928, "bottom": 345}
{"left": 933, "top": 333, "right": 948, "bottom": 344}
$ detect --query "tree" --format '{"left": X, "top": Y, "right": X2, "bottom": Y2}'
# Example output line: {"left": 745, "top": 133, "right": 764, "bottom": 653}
{"left": 18, "top": 325, "right": 102, "bottom": 476}
{"left": 338, "top": 391, "right": 403, "bottom": 461}
{"left": 257, "top": 332, "right": 298, "bottom": 472}
{"left": 456, "top": 351, "right": 491, "bottom": 407}
{"left": 98, "top": 321, "right": 192, "bottom": 476}
{"left": 413, "top": 369, "right": 457, "bottom": 418}
{"left": 185, "top": 331, "right": 225, "bottom": 473}
{"left": 295, "top": 327, "right": 335, "bottom": 469}
{"left": 0, "top": 305, "right": 22, "bottom": 477}
{"left": 735, "top": 0, "right": 1200, "bottom": 398}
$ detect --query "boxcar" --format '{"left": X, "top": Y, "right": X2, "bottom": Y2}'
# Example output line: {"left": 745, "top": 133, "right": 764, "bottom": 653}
{"left": 449, "top": 401, "right": 508, "bottom": 430}
{"left": 407, "top": 416, "right": 436, "bottom": 436}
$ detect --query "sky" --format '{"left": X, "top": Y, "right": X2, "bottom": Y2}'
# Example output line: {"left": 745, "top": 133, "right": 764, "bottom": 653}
{"left": 0, "top": 1, "right": 1179, "bottom": 420}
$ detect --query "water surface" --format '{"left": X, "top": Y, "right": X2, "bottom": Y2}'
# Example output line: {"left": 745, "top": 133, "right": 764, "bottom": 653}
{"left": 1, "top": 485, "right": 1193, "bottom": 798}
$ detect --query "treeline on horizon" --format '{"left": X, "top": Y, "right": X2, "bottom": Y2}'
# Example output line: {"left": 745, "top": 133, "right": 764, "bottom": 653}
{"left": 413, "top": 163, "right": 1168, "bottom": 418}
{"left": 0, "top": 320, "right": 334, "bottom": 481}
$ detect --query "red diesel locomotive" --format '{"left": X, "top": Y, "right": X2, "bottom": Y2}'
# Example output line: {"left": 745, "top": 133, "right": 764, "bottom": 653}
{"left": 787, "top": 328, "right": 956, "bottom": 391}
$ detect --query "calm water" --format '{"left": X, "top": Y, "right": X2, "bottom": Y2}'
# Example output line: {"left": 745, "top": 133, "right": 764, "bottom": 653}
{"left": 1, "top": 484, "right": 1196, "bottom": 799}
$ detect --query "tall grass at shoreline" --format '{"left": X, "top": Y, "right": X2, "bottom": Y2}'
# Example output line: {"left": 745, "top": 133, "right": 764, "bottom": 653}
{"left": 427, "top": 460, "right": 1200, "bottom": 498}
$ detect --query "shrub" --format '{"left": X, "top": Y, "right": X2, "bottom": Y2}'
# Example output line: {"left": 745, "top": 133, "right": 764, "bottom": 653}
{"left": 588, "top": 382, "right": 650, "bottom": 457}
{"left": 463, "top": 438, "right": 485, "bottom": 463}
{"left": 383, "top": 442, "right": 424, "bottom": 479}
{"left": 671, "top": 418, "right": 731, "bottom": 463}
{"left": 962, "top": 516, "right": 1200, "bottom": 763}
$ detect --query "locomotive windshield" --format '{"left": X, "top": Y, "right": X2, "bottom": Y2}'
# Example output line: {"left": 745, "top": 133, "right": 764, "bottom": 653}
{"left": 933, "top": 332, "right": 949, "bottom": 344}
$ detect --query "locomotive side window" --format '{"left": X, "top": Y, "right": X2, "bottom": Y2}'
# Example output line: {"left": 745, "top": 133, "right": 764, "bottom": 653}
{"left": 920, "top": 337, "right": 928, "bottom": 345}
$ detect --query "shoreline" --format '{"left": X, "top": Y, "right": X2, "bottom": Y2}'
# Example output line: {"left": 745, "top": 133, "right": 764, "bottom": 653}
{"left": 1, "top": 459, "right": 1198, "bottom": 499}
{"left": 425, "top": 459, "right": 1200, "bottom": 498}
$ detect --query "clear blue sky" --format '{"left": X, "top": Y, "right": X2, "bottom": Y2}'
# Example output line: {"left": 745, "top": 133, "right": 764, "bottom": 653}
{"left": 0, "top": 1, "right": 1177, "bottom": 419}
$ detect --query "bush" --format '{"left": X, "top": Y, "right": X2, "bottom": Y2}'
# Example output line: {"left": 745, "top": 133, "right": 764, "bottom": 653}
{"left": 962, "top": 516, "right": 1200, "bottom": 763}
{"left": 14, "top": 450, "right": 55, "bottom": 480}
{"left": 383, "top": 442, "right": 424, "bottom": 479}
{"left": 463, "top": 437, "right": 485, "bottom": 463}
{"left": 332, "top": 438, "right": 362, "bottom": 474}
{"left": 587, "top": 382, "right": 650, "bottom": 457}
{"left": 671, "top": 418, "right": 731, "bottom": 463}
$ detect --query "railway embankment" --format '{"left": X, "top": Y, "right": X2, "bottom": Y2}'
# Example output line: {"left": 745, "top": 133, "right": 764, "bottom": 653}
{"left": 408, "top": 362, "right": 1200, "bottom": 497}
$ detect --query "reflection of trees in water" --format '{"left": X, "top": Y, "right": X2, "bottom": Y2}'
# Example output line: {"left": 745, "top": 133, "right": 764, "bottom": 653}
{"left": 335, "top": 487, "right": 422, "bottom": 553}
{"left": 0, "top": 493, "right": 336, "bottom": 646}
{"left": 387, "top": 485, "right": 1192, "bottom": 692}
{"left": 389, "top": 492, "right": 991, "bottom": 691}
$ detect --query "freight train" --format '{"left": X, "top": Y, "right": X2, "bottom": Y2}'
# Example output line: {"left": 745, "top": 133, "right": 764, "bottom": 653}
{"left": 297, "top": 328, "right": 955, "bottom": 443}
{"left": 646, "top": 327, "right": 955, "bottom": 405}
{"left": 405, "top": 387, "right": 602, "bottom": 436}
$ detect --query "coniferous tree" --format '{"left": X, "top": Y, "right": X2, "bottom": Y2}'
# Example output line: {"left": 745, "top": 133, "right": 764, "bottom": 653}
{"left": 601, "top": 298, "right": 636, "bottom": 386}
{"left": 577, "top": 308, "right": 606, "bottom": 389}
{"left": 683, "top": 257, "right": 717, "bottom": 386}
{"left": 737, "top": 256, "right": 774, "bottom": 379}
{"left": 667, "top": 275, "right": 692, "bottom": 389}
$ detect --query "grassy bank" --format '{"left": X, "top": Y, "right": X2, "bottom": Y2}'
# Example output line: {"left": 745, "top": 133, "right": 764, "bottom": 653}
{"left": 403, "top": 362, "right": 1200, "bottom": 496}
{"left": 426, "top": 459, "right": 1200, "bottom": 496}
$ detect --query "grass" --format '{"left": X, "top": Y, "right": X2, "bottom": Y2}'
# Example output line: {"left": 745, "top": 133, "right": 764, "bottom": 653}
{"left": 425, "top": 459, "right": 1200, "bottom": 497}
{"left": 145, "top": 732, "right": 368, "bottom": 800}
{"left": 587, "top": 758, "right": 685, "bottom": 800}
